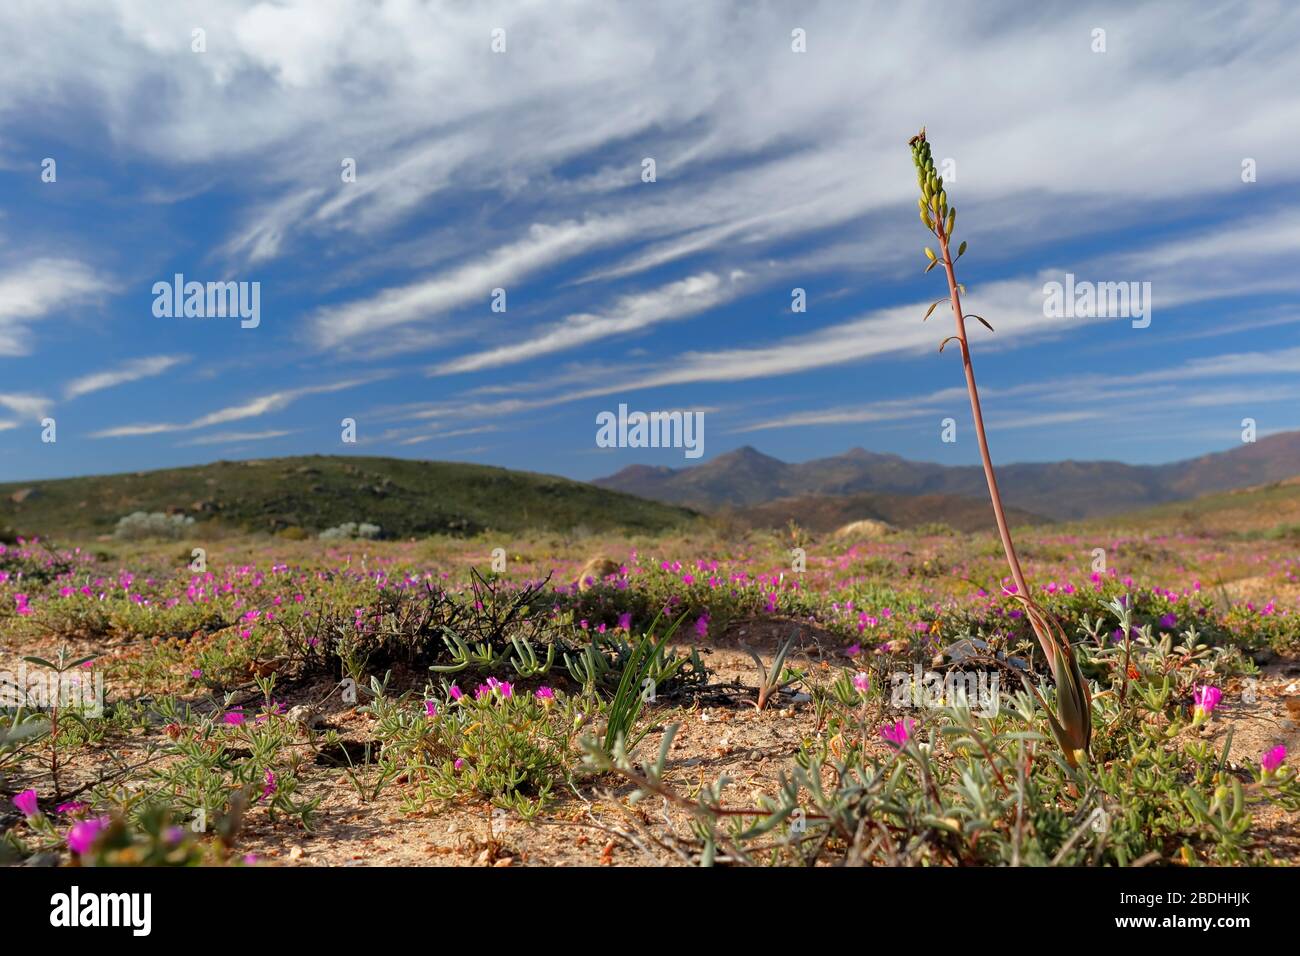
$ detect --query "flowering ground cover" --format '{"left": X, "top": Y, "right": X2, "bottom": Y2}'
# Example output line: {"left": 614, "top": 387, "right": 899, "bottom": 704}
{"left": 2, "top": 517, "right": 1298, "bottom": 866}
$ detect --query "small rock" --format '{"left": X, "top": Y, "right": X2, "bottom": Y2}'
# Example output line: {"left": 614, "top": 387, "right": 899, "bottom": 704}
{"left": 286, "top": 704, "right": 321, "bottom": 729}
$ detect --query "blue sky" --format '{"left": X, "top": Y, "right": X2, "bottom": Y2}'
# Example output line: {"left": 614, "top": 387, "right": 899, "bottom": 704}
{"left": 3, "top": 0, "right": 1300, "bottom": 483}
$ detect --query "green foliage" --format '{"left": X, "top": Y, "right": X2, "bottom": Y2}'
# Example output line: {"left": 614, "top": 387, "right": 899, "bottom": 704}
{"left": 373, "top": 680, "right": 580, "bottom": 817}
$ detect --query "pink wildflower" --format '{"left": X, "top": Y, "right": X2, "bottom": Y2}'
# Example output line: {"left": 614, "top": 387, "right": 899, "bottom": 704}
{"left": 1261, "top": 745, "right": 1287, "bottom": 778}
{"left": 13, "top": 789, "right": 39, "bottom": 818}
{"left": 1191, "top": 685, "right": 1222, "bottom": 725}
{"left": 66, "top": 816, "right": 109, "bottom": 855}
{"left": 879, "top": 719, "right": 916, "bottom": 748}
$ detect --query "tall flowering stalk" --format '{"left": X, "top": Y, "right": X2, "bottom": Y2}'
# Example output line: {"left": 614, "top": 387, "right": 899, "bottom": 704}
{"left": 909, "top": 128, "right": 1092, "bottom": 765}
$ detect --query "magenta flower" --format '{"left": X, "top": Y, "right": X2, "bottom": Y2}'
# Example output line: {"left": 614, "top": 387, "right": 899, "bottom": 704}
{"left": 852, "top": 672, "right": 870, "bottom": 695}
{"left": 262, "top": 769, "right": 277, "bottom": 801}
{"left": 617, "top": 612, "right": 632, "bottom": 631}
{"left": 13, "top": 789, "right": 39, "bottom": 818}
{"left": 448, "top": 683, "right": 463, "bottom": 701}
{"left": 694, "top": 613, "right": 710, "bottom": 638}
{"left": 1191, "top": 685, "right": 1222, "bottom": 725}
{"left": 844, "top": 643, "right": 862, "bottom": 658}
{"left": 1261, "top": 745, "right": 1287, "bottom": 777}
{"left": 535, "top": 686, "right": 555, "bottom": 701}
{"left": 453, "top": 758, "right": 466, "bottom": 771}
{"left": 56, "top": 801, "right": 89, "bottom": 817}
{"left": 223, "top": 708, "right": 246, "bottom": 726}
{"left": 424, "top": 700, "right": 438, "bottom": 717}
{"left": 879, "top": 719, "right": 916, "bottom": 748}
{"left": 475, "top": 676, "right": 513, "bottom": 700}
{"left": 66, "top": 816, "right": 109, "bottom": 855}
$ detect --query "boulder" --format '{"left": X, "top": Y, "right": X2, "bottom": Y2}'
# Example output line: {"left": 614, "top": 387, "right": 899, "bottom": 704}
{"left": 832, "top": 518, "right": 894, "bottom": 541}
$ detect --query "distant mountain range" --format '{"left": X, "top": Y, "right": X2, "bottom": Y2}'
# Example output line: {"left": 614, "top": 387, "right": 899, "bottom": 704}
{"left": 5, "top": 432, "right": 1297, "bottom": 544}
{"left": 592, "top": 431, "right": 1300, "bottom": 521}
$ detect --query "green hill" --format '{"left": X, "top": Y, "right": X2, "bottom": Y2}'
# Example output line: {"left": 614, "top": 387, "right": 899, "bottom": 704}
{"left": 0, "top": 456, "right": 698, "bottom": 539}
{"left": 1078, "top": 476, "right": 1300, "bottom": 537}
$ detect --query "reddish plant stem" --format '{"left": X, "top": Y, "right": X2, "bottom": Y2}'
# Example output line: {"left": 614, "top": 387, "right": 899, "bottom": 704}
{"left": 934, "top": 222, "right": 1054, "bottom": 668}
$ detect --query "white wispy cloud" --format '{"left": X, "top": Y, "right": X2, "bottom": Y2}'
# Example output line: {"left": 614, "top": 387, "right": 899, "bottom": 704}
{"left": 178, "top": 429, "right": 296, "bottom": 446}
{"left": 0, "top": 393, "right": 53, "bottom": 421}
{"left": 91, "top": 377, "right": 380, "bottom": 438}
{"left": 396, "top": 425, "right": 500, "bottom": 447}
{"left": 307, "top": 219, "right": 633, "bottom": 352}
{"left": 426, "top": 202, "right": 1300, "bottom": 429}
{"left": 430, "top": 271, "right": 745, "bottom": 375}
{"left": 14, "top": 2, "right": 1300, "bottom": 285}
{"left": 0, "top": 258, "right": 111, "bottom": 356}
{"left": 735, "top": 348, "right": 1300, "bottom": 435}
{"left": 63, "top": 354, "right": 190, "bottom": 400}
